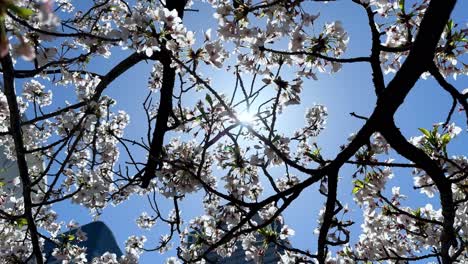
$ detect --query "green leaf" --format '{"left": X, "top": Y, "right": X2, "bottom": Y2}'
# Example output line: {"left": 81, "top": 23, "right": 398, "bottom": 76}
{"left": 16, "top": 218, "right": 28, "bottom": 228}
{"left": 8, "top": 4, "right": 34, "bottom": 19}
{"left": 413, "top": 208, "right": 421, "bottom": 218}
{"left": 196, "top": 105, "right": 207, "bottom": 121}
{"left": 305, "top": 148, "right": 323, "bottom": 163}
{"left": 342, "top": 246, "right": 352, "bottom": 257}
{"left": 352, "top": 179, "right": 365, "bottom": 194}
{"left": 305, "top": 152, "right": 315, "bottom": 160}
{"left": 398, "top": 0, "right": 405, "bottom": 13}
{"left": 447, "top": 20, "right": 454, "bottom": 31}
{"left": 258, "top": 227, "right": 277, "bottom": 243}
{"left": 0, "top": 181, "right": 4, "bottom": 187}
{"left": 418, "top": 128, "right": 431, "bottom": 138}
{"left": 272, "top": 135, "right": 281, "bottom": 142}
{"left": 205, "top": 94, "right": 213, "bottom": 106}
{"left": 224, "top": 146, "right": 233, "bottom": 152}
{"left": 352, "top": 186, "right": 360, "bottom": 194}
{"left": 312, "top": 148, "right": 321, "bottom": 157}
{"left": 441, "top": 133, "right": 451, "bottom": 146}
{"left": 364, "top": 176, "right": 371, "bottom": 183}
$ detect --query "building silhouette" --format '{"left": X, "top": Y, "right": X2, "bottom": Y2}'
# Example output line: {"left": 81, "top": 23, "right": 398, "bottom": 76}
{"left": 43, "top": 221, "right": 122, "bottom": 263}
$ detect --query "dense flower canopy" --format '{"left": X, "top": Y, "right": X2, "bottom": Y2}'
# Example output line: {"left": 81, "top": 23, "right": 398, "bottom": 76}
{"left": 0, "top": 0, "right": 467, "bottom": 263}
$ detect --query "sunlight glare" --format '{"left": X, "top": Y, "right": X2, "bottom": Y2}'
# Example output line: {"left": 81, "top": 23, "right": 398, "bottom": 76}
{"left": 237, "top": 111, "right": 256, "bottom": 125}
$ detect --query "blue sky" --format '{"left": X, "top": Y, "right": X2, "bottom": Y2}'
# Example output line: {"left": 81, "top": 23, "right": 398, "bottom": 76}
{"left": 45, "top": 1, "right": 468, "bottom": 263}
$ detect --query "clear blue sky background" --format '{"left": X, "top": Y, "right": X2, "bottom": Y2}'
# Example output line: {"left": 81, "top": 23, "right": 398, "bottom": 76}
{"left": 45, "top": 1, "right": 468, "bottom": 263}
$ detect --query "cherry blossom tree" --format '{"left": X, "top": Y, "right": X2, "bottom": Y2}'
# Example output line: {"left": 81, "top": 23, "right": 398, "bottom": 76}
{"left": 0, "top": 0, "right": 467, "bottom": 263}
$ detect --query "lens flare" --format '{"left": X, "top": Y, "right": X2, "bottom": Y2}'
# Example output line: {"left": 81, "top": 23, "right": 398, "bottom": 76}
{"left": 237, "top": 111, "right": 255, "bottom": 124}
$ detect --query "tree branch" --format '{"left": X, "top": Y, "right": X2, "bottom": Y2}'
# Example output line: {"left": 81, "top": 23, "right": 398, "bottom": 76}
{"left": 140, "top": 0, "right": 188, "bottom": 188}
{"left": 1, "top": 54, "right": 44, "bottom": 264}
{"left": 380, "top": 123, "right": 456, "bottom": 263}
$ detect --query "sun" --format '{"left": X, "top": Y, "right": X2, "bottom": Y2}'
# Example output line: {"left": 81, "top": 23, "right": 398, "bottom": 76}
{"left": 237, "top": 111, "right": 256, "bottom": 125}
